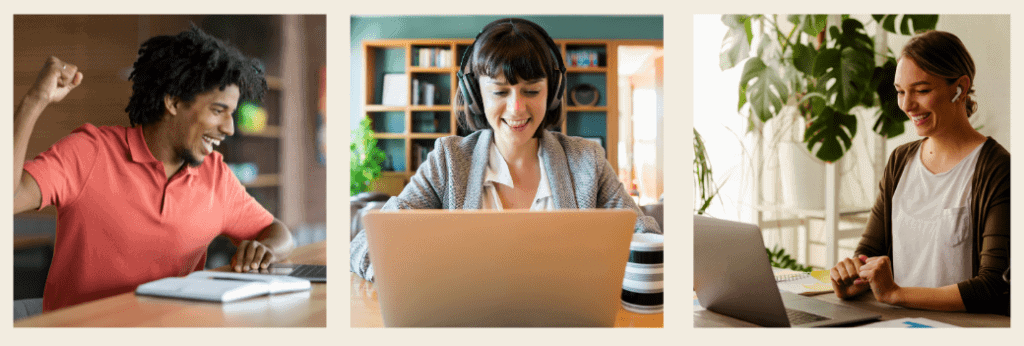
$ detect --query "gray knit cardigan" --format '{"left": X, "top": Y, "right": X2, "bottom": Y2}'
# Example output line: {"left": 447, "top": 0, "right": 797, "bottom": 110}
{"left": 350, "top": 129, "right": 661, "bottom": 281}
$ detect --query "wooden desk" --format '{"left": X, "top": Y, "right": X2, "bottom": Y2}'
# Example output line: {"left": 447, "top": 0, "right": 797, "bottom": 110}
{"left": 694, "top": 290, "right": 1010, "bottom": 327}
{"left": 14, "top": 242, "right": 327, "bottom": 327}
{"left": 351, "top": 273, "right": 662, "bottom": 327}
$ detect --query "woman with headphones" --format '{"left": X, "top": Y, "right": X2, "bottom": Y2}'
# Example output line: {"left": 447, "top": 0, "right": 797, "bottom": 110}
{"left": 351, "top": 18, "right": 660, "bottom": 281}
{"left": 830, "top": 31, "right": 1009, "bottom": 315}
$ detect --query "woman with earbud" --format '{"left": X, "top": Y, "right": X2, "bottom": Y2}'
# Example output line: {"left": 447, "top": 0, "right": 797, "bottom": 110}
{"left": 351, "top": 18, "right": 661, "bottom": 281}
{"left": 830, "top": 31, "right": 1009, "bottom": 314}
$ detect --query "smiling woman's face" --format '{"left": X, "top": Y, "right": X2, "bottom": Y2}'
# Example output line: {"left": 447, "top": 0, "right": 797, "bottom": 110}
{"left": 894, "top": 57, "right": 961, "bottom": 138}
{"left": 479, "top": 72, "right": 547, "bottom": 151}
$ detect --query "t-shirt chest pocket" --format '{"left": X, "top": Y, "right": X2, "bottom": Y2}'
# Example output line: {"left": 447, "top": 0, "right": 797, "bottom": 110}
{"left": 940, "top": 207, "right": 971, "bottom": 247}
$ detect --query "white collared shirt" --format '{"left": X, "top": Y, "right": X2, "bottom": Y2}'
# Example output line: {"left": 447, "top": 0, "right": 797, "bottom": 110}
{"left": 481, "top": 144, "right": 553, "bottom": 210}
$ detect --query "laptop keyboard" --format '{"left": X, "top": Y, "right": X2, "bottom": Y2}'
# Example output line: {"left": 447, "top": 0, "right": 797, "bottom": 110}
{"left": 786, "top": 309, "right": 829, "bottom": 325}
{"left": 289, "top": 265, "right": 326, "bottom": 279}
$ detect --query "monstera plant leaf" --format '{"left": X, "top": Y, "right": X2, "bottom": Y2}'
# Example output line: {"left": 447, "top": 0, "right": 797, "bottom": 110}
{"left": 740, "top": 57, "right": 789, "bottom": 122}
{"left": 815, "top": 20, "right": 875, "bottom": 113}
{"left": 720, "top": 15, "right": 753, "bottom": 71}
{"left": 871, "top": 58, "right": 907, "bottom": 138}
{"left": 804, "top": 99, "right": 858, "bottom": 162}
{"left": 872, "top": 14, "right": 939, "bottom": 35}
{"left": 787, "top": 14, "right": 828, "bottom": 37}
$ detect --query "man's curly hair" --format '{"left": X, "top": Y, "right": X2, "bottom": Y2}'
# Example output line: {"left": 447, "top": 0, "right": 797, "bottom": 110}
{"left": 125, "top": 25, "right": 268, "bottom": 126}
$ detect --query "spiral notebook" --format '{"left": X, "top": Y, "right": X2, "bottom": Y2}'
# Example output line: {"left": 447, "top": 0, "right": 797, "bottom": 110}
{"left": 773, "top": 268, "right": 833, "bottom": 296}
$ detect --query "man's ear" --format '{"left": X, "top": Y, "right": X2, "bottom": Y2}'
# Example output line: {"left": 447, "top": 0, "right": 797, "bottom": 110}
{"left": 163, "top": 94, "right": 180, "bottom": 117}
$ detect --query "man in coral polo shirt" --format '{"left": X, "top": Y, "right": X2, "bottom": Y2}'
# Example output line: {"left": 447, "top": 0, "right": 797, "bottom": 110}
{"left": 13, "top": 27, "right": 295, "bottom": 312}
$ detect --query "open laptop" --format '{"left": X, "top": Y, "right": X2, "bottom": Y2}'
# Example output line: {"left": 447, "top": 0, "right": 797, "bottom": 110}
{"left": 694, "top": 215, "right": 880, "bottom": 327}
{"left": 248, "top": 264, "right": 326, "bottom": 283}
{"left": 362, "top": 209, "right": 636, "bottom": 327}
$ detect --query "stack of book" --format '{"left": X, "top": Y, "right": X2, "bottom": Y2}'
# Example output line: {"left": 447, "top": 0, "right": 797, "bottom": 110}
{"left": 412, "top": 79, "right": 437, "bottom": 106}
{"left": 417, "top": 48, "right": 452, "bottom": 68}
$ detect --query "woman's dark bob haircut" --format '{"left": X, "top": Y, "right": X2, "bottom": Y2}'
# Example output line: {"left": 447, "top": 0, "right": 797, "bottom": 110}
{"left": 125, "top": 24, "right": 268, "bottom": 126}
{"left": 456, "top": 18, "right": 564, "bottom": 138}
{"left": 900, "top": 30, "right": 978, "bottom": 117}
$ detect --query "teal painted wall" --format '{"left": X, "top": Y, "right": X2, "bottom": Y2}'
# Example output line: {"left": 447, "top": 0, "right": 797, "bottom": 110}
{"left": 350, "top": 15, "right": 664, "bottom": 129}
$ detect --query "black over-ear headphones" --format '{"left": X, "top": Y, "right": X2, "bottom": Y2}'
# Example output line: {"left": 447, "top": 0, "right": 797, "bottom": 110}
{"left": 457, "top": 18, "right": 566, "bottom": 117}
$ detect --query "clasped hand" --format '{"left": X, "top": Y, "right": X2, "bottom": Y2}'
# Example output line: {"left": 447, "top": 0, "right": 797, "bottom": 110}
{"left": 231, "top": 240, "right": 278, "bottom": 272}
{"left": 830, "top": 254, "right": 901, "bottom": 304}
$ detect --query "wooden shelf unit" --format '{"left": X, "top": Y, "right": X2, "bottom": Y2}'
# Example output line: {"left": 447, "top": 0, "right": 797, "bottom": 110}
{"left": 363, "top": 38, "right": 658, "bottom": 196}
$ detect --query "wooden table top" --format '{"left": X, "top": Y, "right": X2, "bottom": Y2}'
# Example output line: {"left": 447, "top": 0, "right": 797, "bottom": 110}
{"left": 694, "top": 290, "right": 1010, "bottom": 327}
{"left": 14, "top": 241, "right": 327, "bottom": 327}
{"left": 350, "top": 272, "right": 663, "bottom": 327}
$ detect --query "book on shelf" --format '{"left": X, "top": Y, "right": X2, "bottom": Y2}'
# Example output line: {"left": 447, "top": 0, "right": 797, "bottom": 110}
{"left": 412, "top": 79, "right": 419, "bottom": 105}
{"left": 412, "top": 78, "right": 436, "bottom": 106}
{"left": 423, "top": 83, "right": 435, "bottom": 106}
{"left": 418, "top": 48, "right": 452, "bottom": 68}
{"left": 381, "top": 73, "right": 408, "bottom": 106}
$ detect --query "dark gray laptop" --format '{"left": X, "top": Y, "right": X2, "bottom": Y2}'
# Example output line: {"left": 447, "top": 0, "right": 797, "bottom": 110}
{"left": 693, "top": 215, "right": 880, "bottom": 327}
{"left": 249, "top": 264, "right": 326, "bottom": 282}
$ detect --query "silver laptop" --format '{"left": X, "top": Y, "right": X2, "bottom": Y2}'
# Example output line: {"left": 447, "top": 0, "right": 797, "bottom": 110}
{"left": 694, "top": 215, "right": 880, "bottom": 327}
{"left": 363, "top": 209, "right": 636, "bottom": 327}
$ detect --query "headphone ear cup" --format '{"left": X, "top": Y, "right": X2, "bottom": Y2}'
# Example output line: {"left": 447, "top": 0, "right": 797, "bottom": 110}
{"left": 547, "top": 72, "right": 564, "bottom": 110}
{"left": 458, "top": 71, "right": 484, "bottom": 116}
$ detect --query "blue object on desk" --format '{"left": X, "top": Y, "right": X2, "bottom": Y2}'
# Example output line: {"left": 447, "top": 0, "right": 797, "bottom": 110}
{"left": 903, "top": 321, "right": 934, "bottom": 328}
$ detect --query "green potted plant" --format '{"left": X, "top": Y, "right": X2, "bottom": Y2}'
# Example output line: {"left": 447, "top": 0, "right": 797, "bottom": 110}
{"left": 720, "top": 14, "right": 939, "bottom": 162}
{"left": 350, "top": 118, "right": 386, "bottom": 196}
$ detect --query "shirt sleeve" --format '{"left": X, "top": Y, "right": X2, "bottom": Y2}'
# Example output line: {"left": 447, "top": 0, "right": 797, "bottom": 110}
{"left": 217, "top": 160, "right": 274, "bottom": 241}
{"left": 23, "top": 124, "right": 103, "bottom": 210}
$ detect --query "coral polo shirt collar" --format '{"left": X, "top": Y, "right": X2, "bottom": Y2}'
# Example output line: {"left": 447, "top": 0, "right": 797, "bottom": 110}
{"left": 127, "top": 126, "right": 198, "bottom": 176}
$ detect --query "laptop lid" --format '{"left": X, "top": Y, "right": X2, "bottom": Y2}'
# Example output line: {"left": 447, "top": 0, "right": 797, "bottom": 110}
{"left": 693, "top": 215, "right": 880, "bottom": 327}
{"left": 363, "top": 209, "right": 636, "bottom": 327}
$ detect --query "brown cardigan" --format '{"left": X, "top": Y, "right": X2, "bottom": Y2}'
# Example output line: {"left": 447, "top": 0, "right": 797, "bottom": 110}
{"left": 855, "top": 137, "right": 1010, "bottom": 315}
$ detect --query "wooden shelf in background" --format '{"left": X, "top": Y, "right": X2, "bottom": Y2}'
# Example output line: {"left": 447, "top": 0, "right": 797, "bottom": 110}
{"left": 409, "top": 67, "right": 454, "bottom": 73}
{"left": 372, "top": 133, "right": 406, "bottom": 140}
{"left": 565, "top": 106, "right": 608, "bottom": 112}
{"left": 266, "top": 76, "right": 283, "bottom": 90}
{"left": 238, "top": 125, "right": 281, "bottom": 138}
{"left": 364, "top": 105, "right": 406, "bottom": 112}
{"left": 244, "top": 174, "right": 280, "bottom": 188}
{"left": 566, "top": 67, "right": 608, "bottom": 73}
{"left": 409, "top": 105, "right": 451, "bottom": 112}
{"left": 409, "top": 133, "right": 448, "bottom": 139}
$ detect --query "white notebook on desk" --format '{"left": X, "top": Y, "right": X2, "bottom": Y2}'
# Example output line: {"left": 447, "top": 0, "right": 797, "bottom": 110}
{"left": 136, "top": 271, "right": 310, "bottom": 302}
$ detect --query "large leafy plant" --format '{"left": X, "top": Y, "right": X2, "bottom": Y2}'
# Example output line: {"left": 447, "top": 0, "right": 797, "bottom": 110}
{"left": 720, "top": 14, "right": 938, "bottom": 162}
{"left": 350, "top": 118, "right": 386, "bottom": 195}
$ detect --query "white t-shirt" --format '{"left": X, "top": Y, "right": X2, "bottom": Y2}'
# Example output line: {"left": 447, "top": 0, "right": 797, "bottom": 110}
{"left": 481, "top": 144, "right": 553, "bottom": 210}
{"left": 891, "top": 142, "right": 983, "bottom": 288}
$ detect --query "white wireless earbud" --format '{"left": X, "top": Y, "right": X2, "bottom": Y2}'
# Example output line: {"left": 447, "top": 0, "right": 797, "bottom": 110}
{"left": 952, "top": 86, "right": 962, "bottom": 103}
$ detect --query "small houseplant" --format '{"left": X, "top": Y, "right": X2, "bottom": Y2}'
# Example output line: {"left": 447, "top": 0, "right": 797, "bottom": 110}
{"left": 350, "top": 118, "right": 386, "bottom": 195}
{"left": 720, "top": 14, "right": 938, "bottom": 162}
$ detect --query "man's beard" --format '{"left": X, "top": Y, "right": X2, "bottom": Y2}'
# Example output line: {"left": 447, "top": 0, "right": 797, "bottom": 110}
{"left": 177, "top": 147, "right": 204, "bottom": 167}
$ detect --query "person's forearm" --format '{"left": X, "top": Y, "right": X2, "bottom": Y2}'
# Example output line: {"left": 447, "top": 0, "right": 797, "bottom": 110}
{"left": 890, "top": 284, "right": 965, "bottom": 311}
{"left": 258, "top": 218, "right": 295, "bottom": 260}
{"left": 14, "top": 94, "right": 48, "bottom": 193}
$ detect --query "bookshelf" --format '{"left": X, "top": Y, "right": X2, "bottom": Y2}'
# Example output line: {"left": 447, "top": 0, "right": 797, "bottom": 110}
{"left": 363, "top": 38, "right": 653, "bottom": 196}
